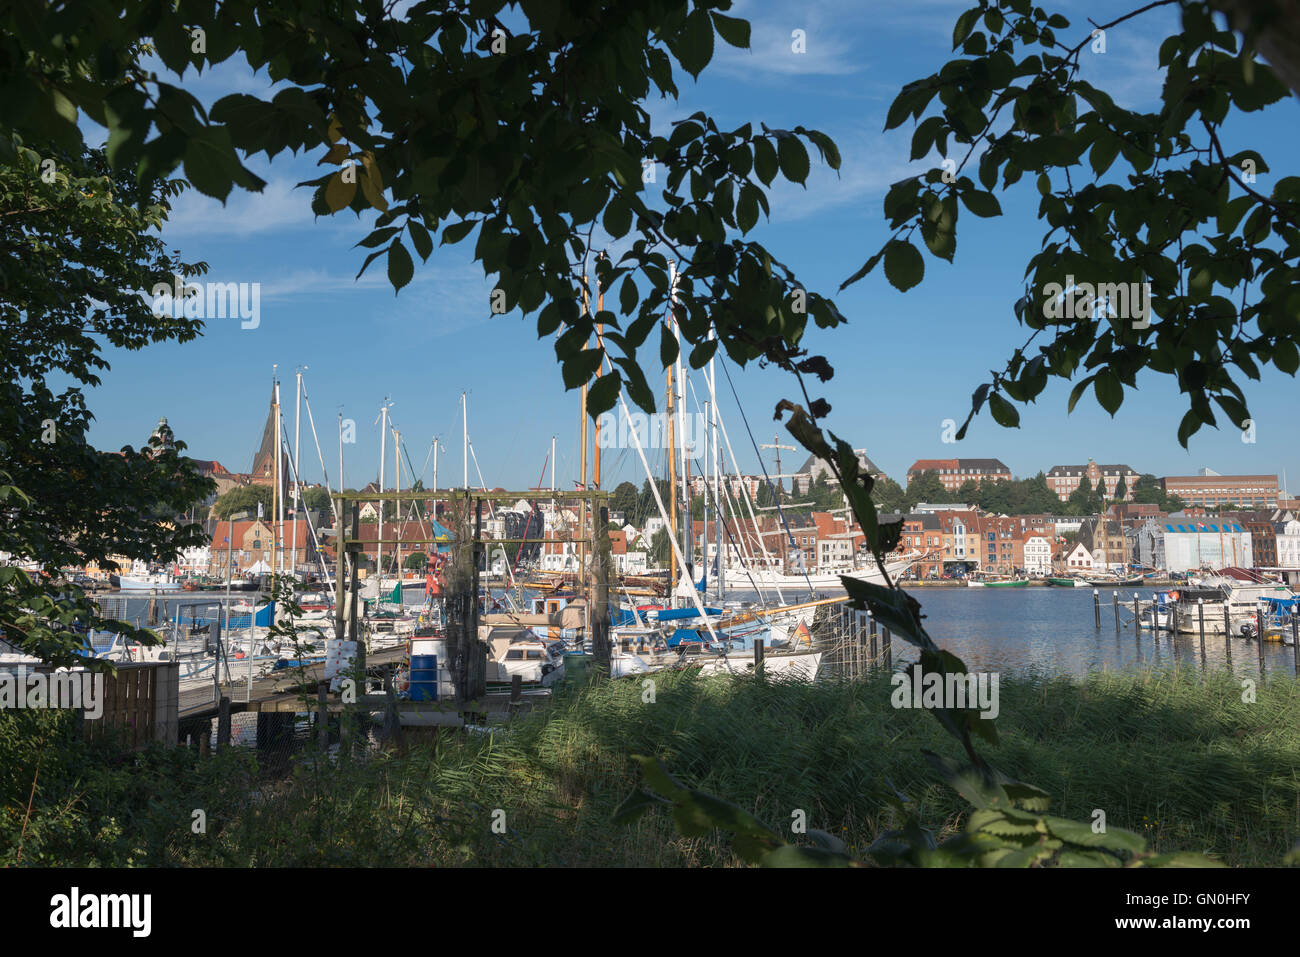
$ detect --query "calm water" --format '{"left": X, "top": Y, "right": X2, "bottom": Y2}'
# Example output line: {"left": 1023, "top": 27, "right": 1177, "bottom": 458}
{"left": 730, "top": 586, "right": 1299, "bottom": 680}
{"left": 855, "top": 587, "right": 1296, "bottom": 679}
{"left": 101, "top": 586, "right": 1299, "bottom": 680}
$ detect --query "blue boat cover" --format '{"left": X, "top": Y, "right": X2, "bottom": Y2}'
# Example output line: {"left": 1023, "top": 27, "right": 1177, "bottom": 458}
{"left": 665, "top": 628, "right": 704, "bottom": 647}
{"left": 656, "top": 606, "right": 722, "bottom": 621}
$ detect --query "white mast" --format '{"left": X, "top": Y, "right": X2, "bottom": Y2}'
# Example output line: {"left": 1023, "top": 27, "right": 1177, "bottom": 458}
{"left": 378, "top": 400, "right": 390, "bottom": 584}
{"left": 394, "top": 426, "right": 401, "bottom": 589}
{"left": 709, "top": 337, "right": 723, "bottom": 598}
{"left": 669, "top": 261, "right": 690, "bottom": 583}
{"left": 273, "top": 373, "right": 282, "bottom": 576}
{"left": 462, "top": 391, "right": 469, "bottom": 489}
{"left": 290, "top": 367, "right": 303, "bottom": 580}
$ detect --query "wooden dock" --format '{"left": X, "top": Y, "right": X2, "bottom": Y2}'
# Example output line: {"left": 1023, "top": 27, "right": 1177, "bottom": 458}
{"left": 178, "top": 646, "right": 550, "bottom": 734}
{"left": 178, "top": 646, "right": 408, "bottom": 719}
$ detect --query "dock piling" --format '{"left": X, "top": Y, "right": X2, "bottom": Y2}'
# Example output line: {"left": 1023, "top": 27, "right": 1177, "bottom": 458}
{"left": 1133, "top": 593, "right": 1140, "bottom": 635}
{"left": 1198, "top": 599, "right": 1205, "bottom": 650}
{"left": 1257, "top": 608, "right": 1265, "bottom": 675}
{"left": 1093, "top": 589, "right": 1100, "bottom": 629}
{"left": 1112, "top": 591, "right": 1120, "bottom": 633}
{"left": 215, "top": 696, "right": 231, "bottom": 751}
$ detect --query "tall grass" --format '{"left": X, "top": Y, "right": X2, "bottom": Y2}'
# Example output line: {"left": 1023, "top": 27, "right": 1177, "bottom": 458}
{"left": 5, "top": 668, "right": 1297, "bottom": 866}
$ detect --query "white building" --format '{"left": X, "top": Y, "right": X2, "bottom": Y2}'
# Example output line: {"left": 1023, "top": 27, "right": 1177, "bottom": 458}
{"left": 1065, "top": 542, "right": 1094, "bottom": 571}
{"left": 1023, "top": 535, "right": 1053, "bottom": 576}
{"left": 1160, "top": 520, "right": 1252, "bottom": 573}
{"left": 1274, "top": 519, "right": 1300, "bottom": 568}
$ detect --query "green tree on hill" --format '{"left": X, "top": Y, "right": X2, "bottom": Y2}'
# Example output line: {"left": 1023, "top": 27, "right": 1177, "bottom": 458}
{"left": 214, "top": 484, "right": 274, "bottom": 520}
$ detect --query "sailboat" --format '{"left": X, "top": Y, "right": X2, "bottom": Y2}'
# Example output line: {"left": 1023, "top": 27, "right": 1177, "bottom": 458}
{"left": 599, "top": 262, "right": 833, "bottom": 679}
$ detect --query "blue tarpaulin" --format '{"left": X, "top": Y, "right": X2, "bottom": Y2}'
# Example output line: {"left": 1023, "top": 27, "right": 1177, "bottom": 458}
{"left": 665, "top": 628, "right": 705, "bottom": 647}
{"left": 655, "top": 607, "right": 722, "bottom": 621}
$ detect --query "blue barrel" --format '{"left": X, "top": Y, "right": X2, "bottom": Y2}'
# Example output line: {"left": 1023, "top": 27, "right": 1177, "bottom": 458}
{"left": 409, "top": 654, "right": 437, "bottom": 702}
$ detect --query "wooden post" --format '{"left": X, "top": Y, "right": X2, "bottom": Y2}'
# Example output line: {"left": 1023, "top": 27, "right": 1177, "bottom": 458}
{"left": 1133, "top": 593, "right": 1140, "bottom": 635}
{"left": 883, "top": 625, "right": 892, "bottom": 670}
{"left": 470, "top": 497, "right": 485, "bottom": 699}
{"left": 334, "top": 493, "right": 347, "bottom": 642}
{"left": 1093, "top": 589, "right": 1101, "bottom": 628}
{"left": 1223, "top": 603, "right": 1231, "bottom": 650}
{"left": 1198, "top": 599, "right": 1205, "bottom": 650}
{"left": 317, "top": 684, "right": 329, "bottom": 751}
{"left": 383, "top": 669, "right": 400, "bottom": 742}
{"left": 1112, "top": 591, "right": 1120, "bottom": 632}
{"left": 350, "top": 502, "right": 363, "bottom": 666}
{"left": 511, "top": 673, "right": 522, "bottom": 702}
{"left": 752, "top": 637, "right": 765, "bottom": 677}
{"left": 216, "top": 695, "right": 231, "bottom": 751}
{"left": 592, "top": 501, "right": 611, "bottom": 668}
{"left": 1257, "top": 607, "right": 1265, "bottom": 674}
{"left": 1292, "top": 613, "right": 1298, "bottom": 675}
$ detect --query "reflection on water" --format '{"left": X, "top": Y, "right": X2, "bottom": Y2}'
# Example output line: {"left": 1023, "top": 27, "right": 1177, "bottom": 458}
{"left": 742, "top": 586, "right": 1297, "bottom": 679}
{"left": 878, "top": 587, "right": 1296, "bottom": 679}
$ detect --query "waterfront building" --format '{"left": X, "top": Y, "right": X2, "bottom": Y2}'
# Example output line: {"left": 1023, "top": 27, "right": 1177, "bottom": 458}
{"left": 1160, "top": 520, "right": 1253, "bottom": 573}
{"left": 1022, "top": 533, "right": 1053, "bottom": 576}
{"left": 1079, "top": 517, "right": 1127, "bottom": 571}
{"left": 1065, "top": 542, "right": 1094, "bottom": 571}
{"left": 1276, "top": 519, "right": 1300, "bottom": 570}
{"left": 1129, "top": 518, "right": 1167, "bottom": 570}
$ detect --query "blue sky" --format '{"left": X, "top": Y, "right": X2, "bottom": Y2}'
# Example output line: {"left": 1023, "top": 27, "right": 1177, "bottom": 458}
{"left": 81, "top": 0, "right": 1300, "bottom": 495}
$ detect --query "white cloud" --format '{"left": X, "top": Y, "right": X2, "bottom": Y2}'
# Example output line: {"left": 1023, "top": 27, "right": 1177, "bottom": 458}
{"left": 160, "top": 174, "right": 335, "bottom": 239}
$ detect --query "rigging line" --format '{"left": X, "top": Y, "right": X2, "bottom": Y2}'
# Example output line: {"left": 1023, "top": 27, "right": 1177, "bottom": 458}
{"left": 467, "top": 439, "right": 516, "bottom": 589}
{"left": 708, "top": 370, "right": 786, "bottom": 605}
{"left": 300, "top": 381, "right": 341, "bottom": 530}
{"left": 396, "top": 436, "right": 435, "bottom": 548}
{"left": 718, "top": 356, "right": 815, "bottom": 599}
{"left": 277, "top": 417, "right": 333, "bottom": 592}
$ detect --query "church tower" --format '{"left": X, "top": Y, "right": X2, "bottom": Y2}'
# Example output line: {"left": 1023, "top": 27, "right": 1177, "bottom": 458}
{"left": 248, "top": 384, "right": 286, "bottom": 493}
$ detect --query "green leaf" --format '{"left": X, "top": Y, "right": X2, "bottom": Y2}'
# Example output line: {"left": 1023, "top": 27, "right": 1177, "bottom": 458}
{"left": 1089, "top": 135, "right": 1121, "bottom": 177}
{"left": 1093, "top": 370, "right": 1123, "bottom": 415}
{"left": 960, "top": 189, "right": 1002, "bottom": 218}
{"left": 711, "top": 12, "right": 750, "bottom": 49}
{"left": 325, "top": 168, "right": 357, "bottom": 212}
{"left": 883, "top": 239, "right": 925, "bottom": 292}
{"left": 777, "top": 136, "right": 810, "bottom": 185}
{"left": 673, "top": 8, "right": 715, "bottom": 79}
{"left": 407, "top": 220, "right": 433, "bottom": 261}
{"left": 387, "top": 239, "right": 414, "bottom": 292}
{"left": 659, "top": 324, "right": 679, "bottom": 367}
{"left": 611, "top": 786, "right": 666, "bottom": 825}
{"left": 840, "top": 248, "right": 884, "bottom": 291}
{"left": 182, "top": 127, "right": 238, "bottom": 202}
{"left": 753, "top": 137, "right": 778, "bottom": 186}
{"left": 988, "top": 393, "right": 1020, "bottom": 427}
{"left": 762, "top": 845, "right": 852, "bottom": 868}
{"left": 586, "top": 370, "right": 621, "bottom": 417}
{"left": 619, "top": 276, "right": 639, "bottom": 314}
{"left": 441, "top": 220, "right": 476, "bottom": 245}
{"left": 953, "top": 8, "right": 980, "bottom": 49}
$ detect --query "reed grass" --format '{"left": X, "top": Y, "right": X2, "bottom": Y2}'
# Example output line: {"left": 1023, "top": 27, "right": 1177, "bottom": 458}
{"left": 5, "top": 667, "right": 1297, "bottom": 866}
